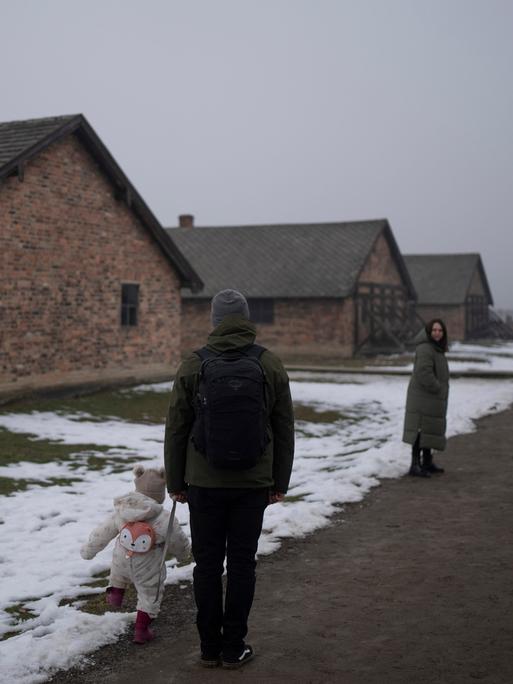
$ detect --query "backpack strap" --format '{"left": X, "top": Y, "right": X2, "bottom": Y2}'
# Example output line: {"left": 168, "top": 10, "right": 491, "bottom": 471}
{"left": 194, "top": 344, "right": 267, "bottom": 361}
{"left": 193, "top": 346, "right": 218, "bottom": 362}
{"left": 243, "top": 343, "right": 267, "bottom": 359}
{"left": 244, "top": 345, "right": 268, "bottom": 401}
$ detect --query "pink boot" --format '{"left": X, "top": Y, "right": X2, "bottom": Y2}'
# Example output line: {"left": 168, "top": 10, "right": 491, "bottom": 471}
{"left": 133, "top": 610, "right": 155, "bottom": 644}
{"left": 106, "top": 586, "right": 125, "bottom": 608}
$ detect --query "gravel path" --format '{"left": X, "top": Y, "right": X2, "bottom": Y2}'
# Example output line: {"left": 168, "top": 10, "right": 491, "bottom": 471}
{"left": 50, "top": 406, "right": 513, "bottom": 684}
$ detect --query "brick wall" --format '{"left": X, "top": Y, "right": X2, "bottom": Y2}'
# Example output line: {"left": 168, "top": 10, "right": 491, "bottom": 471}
{"left": 0, "top": 134, "right": 182, "bottom": 390}
{"left": 257, "top": 298, "right": 354, "bottom": 360}
{"left": 358, "top": 232, "right": 404, "bottom": 285}
{"left": 181, "top": 297, "right": 354, "bottom": 361}
{"left": 468, "top": 268, "right": 486, "bottom": 296}
{"left": 180, "top": 230, "right": 407, "bottom": 361}
{"left": 415, "top": 305, "right": 465, "bottom": 341}
{"left": 181, "top": 300, "right": 211, "bottom": 353}
{"left": 355, "top": 231, "right": 410, "bottom": 348}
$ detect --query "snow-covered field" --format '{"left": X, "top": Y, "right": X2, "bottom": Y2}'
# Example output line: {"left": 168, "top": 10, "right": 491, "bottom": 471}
{"left": 372, "top": 341, "right": 513, "bottom": 374}
{"left": 1, "top": 345, "right": 513, "bottom": 682}
{"left": 447, "top": 341, "right": 513, "bottom": 372}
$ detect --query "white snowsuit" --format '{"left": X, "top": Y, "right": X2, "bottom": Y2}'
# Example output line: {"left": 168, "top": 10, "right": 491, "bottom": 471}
{"left": 81, "top": 491, "right": 190, "bottom": 617}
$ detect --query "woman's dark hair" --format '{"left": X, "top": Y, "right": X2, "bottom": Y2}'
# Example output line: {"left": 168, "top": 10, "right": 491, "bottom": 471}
{"left": 425, "top": 318, "right": 448, "bottom": 351}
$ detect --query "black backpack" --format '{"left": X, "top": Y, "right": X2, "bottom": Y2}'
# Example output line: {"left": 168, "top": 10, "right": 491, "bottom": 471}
{"left": 191, "top": 344, "right": 269, "bottom": 470}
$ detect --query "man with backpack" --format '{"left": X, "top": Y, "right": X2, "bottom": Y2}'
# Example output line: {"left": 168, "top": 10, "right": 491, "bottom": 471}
{"left": 164, "top": 289, "right": 294, "bottom": 669}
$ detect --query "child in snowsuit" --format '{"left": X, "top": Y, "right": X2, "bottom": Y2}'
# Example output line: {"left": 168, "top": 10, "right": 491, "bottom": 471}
{"left": 80, "top": 464, "right": 190, "bottom": 644}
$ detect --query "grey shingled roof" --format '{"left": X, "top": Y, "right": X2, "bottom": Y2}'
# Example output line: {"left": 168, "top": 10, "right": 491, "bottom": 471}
{"left": 167, "top": 220, "right": 415, "bottom": 298}
{"left": 0, "top": 114, "right": 202, "bottom": 291}
{"left": 404, "top": 254, "right": 493, "bottom": 305}
{"left": 0, "top": 115, "right": 77, "bottom": 169}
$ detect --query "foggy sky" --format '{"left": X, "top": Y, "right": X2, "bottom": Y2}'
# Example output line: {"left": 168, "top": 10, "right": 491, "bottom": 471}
{"left": 1, "top": 0, "right": 512, "bottom": 307}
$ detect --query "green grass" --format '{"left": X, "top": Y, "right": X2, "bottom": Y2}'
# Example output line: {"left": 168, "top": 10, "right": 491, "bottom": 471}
{"left": 0, "top": 426, "right": 126, "bottom": 494}
{"left": 0, "top": 384, "right": 368, "bottom": 498}
{"left": 293, "top": 404, "right": 361, "bottom": 424}
{"left": 293, "top": 405, "right": 341, "bottom": 423}
{"left": 79, "top": 453, "right": 142, "bottom": 473}
{"left": 284, "top": 493, "right": 307, "bottom": 503}
{"left": 0, "top": 476, "right": 32, "bottom": 496}
{"left": 0, "top": 474, "right": 87, "bottom": 496}
{"left": 0, "top": 427, "right": 114, "bottom": 467}
{"left": 1, "top": 603, "right": 38, "bottom": 641}
{"left": 3, "top": 387, "right": 170, "bottom": 424}
{"left": 79, "top": 584, "right": 138, "bottom": 616}
{"left": 0, "top": 386, "right": 170, "bottom": 494}
{"left": 5, "top": 603, "right": 37, "bottom": 621}
{"left": 1, "top": 571, "right": 132, "bottom": 640}
{"left": 60, "top": 559, "right": 191, "bottom": 617}
{"left": 58, "top": 573, "right": 138, "bottom": 617}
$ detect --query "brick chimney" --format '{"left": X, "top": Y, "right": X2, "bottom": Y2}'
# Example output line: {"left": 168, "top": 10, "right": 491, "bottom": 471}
{"left": 179, "top": 214, "right": 194, "bottom": 228}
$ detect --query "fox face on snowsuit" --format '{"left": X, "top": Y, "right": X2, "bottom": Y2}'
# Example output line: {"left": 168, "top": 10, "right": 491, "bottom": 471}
{"left": 80, "top": 487, "right": 190, "bottom": 617}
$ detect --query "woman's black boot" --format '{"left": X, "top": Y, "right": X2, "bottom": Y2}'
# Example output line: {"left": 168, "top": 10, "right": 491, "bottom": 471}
{"left": 409, "top": 445, "right": 430, "bottom": 477}
{"left": 422, "top": 449, "right": 444, "bottom": 474}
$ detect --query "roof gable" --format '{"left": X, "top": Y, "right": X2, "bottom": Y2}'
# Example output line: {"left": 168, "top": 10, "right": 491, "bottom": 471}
{"left": 356, "top": 223, "right": 417, "bottom": 297}
{"left": 404, "top": 254, "right": 493, "bottom": 305}
{"left": 0, "top": 114, "right": 202, "bottom": 292}
{"left": 0, "top": 115, "right": 78, "bottom": 168}
{"left": 167, "top": 220, "right": 414, "bottom": 299}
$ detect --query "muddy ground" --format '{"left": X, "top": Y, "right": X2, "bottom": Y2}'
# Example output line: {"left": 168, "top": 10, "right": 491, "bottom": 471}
{"left": 50, "top": 406, "right": 513, "bottom": 684}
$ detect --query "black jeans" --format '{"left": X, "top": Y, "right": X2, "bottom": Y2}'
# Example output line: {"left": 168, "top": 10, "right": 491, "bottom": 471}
{"left": 187, "top": 485, "right": 268, "bottom": 657}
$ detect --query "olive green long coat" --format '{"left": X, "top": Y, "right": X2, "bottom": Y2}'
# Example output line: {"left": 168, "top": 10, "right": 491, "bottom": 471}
{"left": 402, "top": 328, "right": 450, "bottom": 451}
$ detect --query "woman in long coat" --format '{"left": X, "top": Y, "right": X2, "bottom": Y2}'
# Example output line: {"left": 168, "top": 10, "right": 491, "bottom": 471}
{"left": 403, "top": 319, "right": 449, "bottom": 477}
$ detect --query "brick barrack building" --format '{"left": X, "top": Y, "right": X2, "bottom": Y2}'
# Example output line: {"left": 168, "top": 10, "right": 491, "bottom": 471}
{"left": 0, "top": 114, "right": 202, "bottom": 401}
{"left": 167, "top": 216, "right": 418, "bottom": 361}
{"left": 404, "top": 254, "right": 494, "bottom": 340}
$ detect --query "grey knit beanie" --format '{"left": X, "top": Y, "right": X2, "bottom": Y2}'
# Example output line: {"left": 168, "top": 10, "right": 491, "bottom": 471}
{"left": 133, "top": 465, "right": 166, "bottom": 504}
{"left": 211, "top": 289, "right": 250, "bottom": 327}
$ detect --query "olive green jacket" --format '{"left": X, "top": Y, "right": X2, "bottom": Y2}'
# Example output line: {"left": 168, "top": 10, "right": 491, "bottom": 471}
{"left": 402, "top": 328, "right": 450, "bottom": 450}
{"left": 164, "top": 316, "right": 295, "bottom": 492}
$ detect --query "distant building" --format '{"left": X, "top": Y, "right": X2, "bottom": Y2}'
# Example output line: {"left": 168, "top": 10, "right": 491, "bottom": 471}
{"left": 0, "top": 115, "right": 202, "bottom": 400}
{"left": 404, "top": 254, "right": 493, "bottom": 340}
{"left": 167, "top": 216, "right": 417, "bottom": 360}
{"left": 498, "top": 309, "right": 513, "bottom": 326}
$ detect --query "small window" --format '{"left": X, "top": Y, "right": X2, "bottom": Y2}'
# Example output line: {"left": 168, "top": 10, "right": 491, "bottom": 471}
{"left": 248, "top": 298, "right": 274, "bottom": 324}
{"left": 121, "top": 284, "right": 139, "bottom": 326}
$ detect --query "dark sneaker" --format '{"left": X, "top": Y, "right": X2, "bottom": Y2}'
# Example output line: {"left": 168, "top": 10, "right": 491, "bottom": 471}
{"left": 199, "top": 651, "right": 221, "bottom": 668}
{"left": 222, "top": 645, "right": 255, "bottom": 669}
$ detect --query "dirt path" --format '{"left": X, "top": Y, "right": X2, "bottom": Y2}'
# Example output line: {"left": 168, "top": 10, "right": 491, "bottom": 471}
{"left": 50, "top": 406, "right": 513, "bottom": 684}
